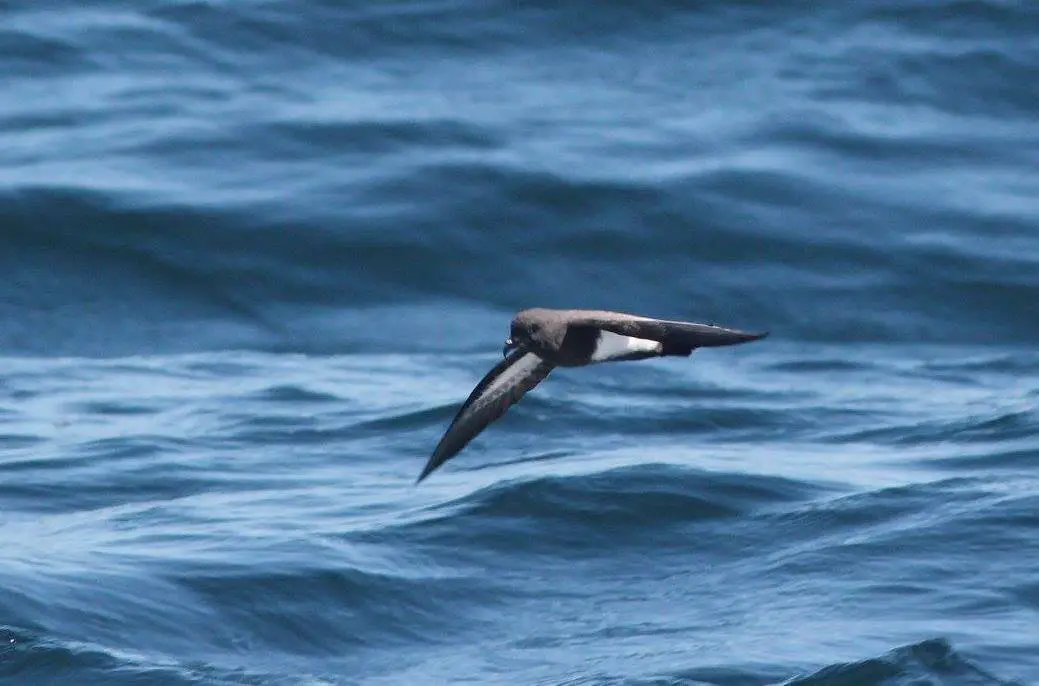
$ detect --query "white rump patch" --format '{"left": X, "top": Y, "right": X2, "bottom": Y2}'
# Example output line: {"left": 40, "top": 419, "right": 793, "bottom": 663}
{"left": 590, "top": 331, "right": 662, "bottom": 362}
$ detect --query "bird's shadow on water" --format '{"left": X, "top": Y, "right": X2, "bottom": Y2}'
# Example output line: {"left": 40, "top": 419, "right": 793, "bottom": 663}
{"left": 461, "top": 450, "right": 578, "bottom": 474}
{"left": 350, "top": 406, "right": 446, "bottom": 433}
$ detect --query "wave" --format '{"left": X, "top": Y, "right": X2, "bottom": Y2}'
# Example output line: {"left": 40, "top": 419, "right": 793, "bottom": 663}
{"left": 0, "top": 626, "right": 333, "bottom": 686}
{"left": 167, "top": 564, "right": 496, "bottom": 654}
{"left": 3, "top": 173, "right": 1038, "bottom": 358}
{"left": 1, "top": 0, "right": 1037, "bottom": 358}
{"left": 654, "top": 639, "right": 1017, "bottom": 686}
{"left": 785, "top": 638, "right": 1018, "bottom": 686}
{"left": 3, "top": 627, "right": 1017, "bottom": 686}
{"left": 830, "top": 406, "right": 1039, "bottom": 447}
{"left": 386, "top": 464, "right": 823, "bottom": 555}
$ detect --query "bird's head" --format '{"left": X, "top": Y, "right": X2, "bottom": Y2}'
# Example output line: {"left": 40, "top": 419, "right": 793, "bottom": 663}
{"left": 503, "top": 309, "right": 548, "bottom": 357}
{"left": 502, "top": 323, "right": 530, "bottom": 358}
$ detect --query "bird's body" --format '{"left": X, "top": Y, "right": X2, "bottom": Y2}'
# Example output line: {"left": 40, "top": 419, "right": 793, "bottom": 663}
{"left": 416, "top": 308, "right": 767, "bottom": 483}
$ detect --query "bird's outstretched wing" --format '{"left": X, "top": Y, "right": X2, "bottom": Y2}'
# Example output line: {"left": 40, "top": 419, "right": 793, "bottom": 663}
{"left": 569, "top": 310, "right": 767, "bottom": 356}
{"left": 417, "top": 347, "right": 555, "bottom": 483}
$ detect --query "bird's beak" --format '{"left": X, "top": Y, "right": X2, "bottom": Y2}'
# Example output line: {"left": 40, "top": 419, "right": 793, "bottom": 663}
{"left": 502, "top": 338, "right": 517, "bottom": 358}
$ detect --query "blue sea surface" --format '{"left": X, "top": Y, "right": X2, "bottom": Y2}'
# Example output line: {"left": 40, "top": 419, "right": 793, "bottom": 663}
{"left": 1, "top": 1, "right": 1037, "bottom": 684}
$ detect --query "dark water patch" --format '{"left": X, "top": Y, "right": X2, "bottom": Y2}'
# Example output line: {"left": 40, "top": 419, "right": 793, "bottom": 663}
{"left": 836, "top": 407, "right": 1038, "bottom": 447}
{"left": 252, "top": 383, "right": 342, "bottom": 404}
{"left": 218, "top": 416, "right": 358, "bottom": 448}
{"left": 633, "top": 665, "right": 784, "bottom": 686}
{"left": 753, "top": 116, "right": 1006, "bottom": 172}
{"left": 0, "top": 569, "right": 240, "bottom": 665}
{"left": 807, "top": 45, "right": 1039, "bottom": 125}
{"left": 918, "top": 353, "right": 1039, "bottom": 375}
{"left": 0, "top": 26, "right": 92, "bottom": 77}
{"left": 0, "top": 625, "right": 303, "bottom": 686}
{"left": 146, "top": 1, "right": 746, "bottom": 63}
{"left": 76, "top": 436, "right": 188, "bottom": 462}
{"left": 401, "top": 464, "right": 822, "bottom": 554}
{"left": 0, "top": 434, "right": 44, "bottom": 449}
{"left": 966, "top": 494, "right": 1039, "bottom": 533}
{"left": 765, "top": 358, "right": 875, "bottom": 373}
{"left": 264, "top": 117, "right": 500, "bottom": 157}
{"left": 2, "top": 163, "right": 1036, "bottom": 357}
{"left": 73, "top": 400, "right": 160, "bottom": 416}
{"left": 172, "top": 564, "right": 501, "bottom": 654}
{"left": 1, "top": 435, "right": 174, "bottom": 471}
{"left": 0, "top": 629, "right": 182, "bottom": 686}
{"left": 495, "top": 391, "right": 804, "bottom": 445}
{"left": 756, "top": 482, "right": 1035, "bottom": 633}
{"left": 617, "top": 405, "right": 793, "bottom": 438}
{"left": 0, "top": 438, "right": 243, "bottom": 514}
{"left": 1012, "top": 581, "right": 1039, "bottom": 612}
{"left": 871, "top": 0, "right": 1039, "bottom": 32}
{"left": 351, "top": 405, "right": 448, "bottom": 434}
{"left": 926, "top": 447, "right": 1039, "bottom": 473}
{"left": 758, "top": 477, "right": 987, "bottom": 556}
{"left": 948, "top": 409, "right": 1039, "bottom": 443}
{"left": 817, "top": 488, "right": 1033, "bottom": 570}
{"left": 787, "top": 638, "right": 1017, "bottom": 686}
{"left": 0, "top": 188, "right": 275, "bottom": 356}
{"left": 0, "top": 474, "right": 222, "bottom": 515}
{"left": 0, "top": 451, "right": 92, "bottom": 475}
{"left": 0, "top": 185, "right": 513, "bottom": 354}
{"left": 463, "top": 448, "right": 578, "bottom": 475}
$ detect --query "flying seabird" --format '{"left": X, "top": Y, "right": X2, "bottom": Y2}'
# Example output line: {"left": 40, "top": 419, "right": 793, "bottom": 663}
{"left": 416, "top": 308, "right": 767, "bottom": 483}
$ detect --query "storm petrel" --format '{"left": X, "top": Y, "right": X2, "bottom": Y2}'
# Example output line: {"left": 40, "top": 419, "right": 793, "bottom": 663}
{"left": 417, "top": 308, "right": 767, "bottom": 483}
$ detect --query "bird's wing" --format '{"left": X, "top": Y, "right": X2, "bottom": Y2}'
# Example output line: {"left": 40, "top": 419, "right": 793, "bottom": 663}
{"left": 417, "top": 347, "right": 555, "bottom": 483}
{"left": 568, "top": 311, "right": 767, "bottom": 353}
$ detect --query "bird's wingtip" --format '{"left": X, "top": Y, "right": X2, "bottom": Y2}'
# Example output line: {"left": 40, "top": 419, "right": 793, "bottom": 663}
{"left": 706, "top": 327, "right": 770, "bottom": 346}
{"left": 728, "top": 327, "right": 768, "bottom": 342}
{"left": 415, "top": 455, "right": 440, "bottom": 484}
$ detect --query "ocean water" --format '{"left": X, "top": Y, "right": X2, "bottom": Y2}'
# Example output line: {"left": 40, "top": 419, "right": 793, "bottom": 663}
{"left": 1, "top": 1, "right": 1037, "bottom": 684}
